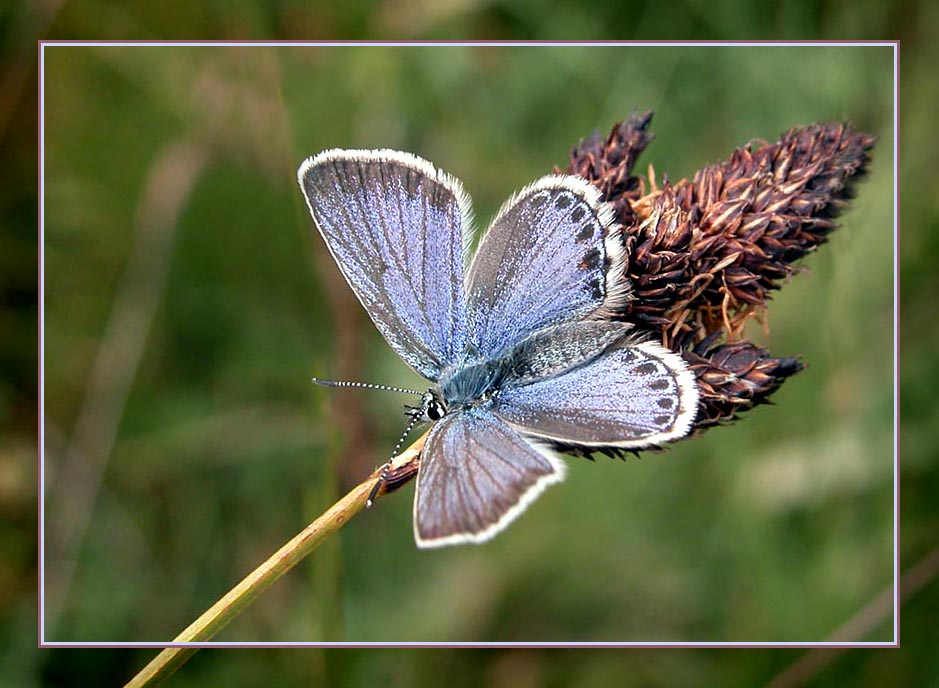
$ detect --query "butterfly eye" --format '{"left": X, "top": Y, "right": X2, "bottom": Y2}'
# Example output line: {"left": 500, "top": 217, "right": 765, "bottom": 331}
{"left": 426, "top": 394, "right": 448, "bottom": 421}
{"left": 419, "top": 391, "right": 447, "bottom": 421}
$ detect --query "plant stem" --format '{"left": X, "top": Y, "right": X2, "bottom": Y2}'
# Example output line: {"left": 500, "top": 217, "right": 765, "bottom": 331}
{"left": 124, "top": 433, "right": 426, "bottom": 688}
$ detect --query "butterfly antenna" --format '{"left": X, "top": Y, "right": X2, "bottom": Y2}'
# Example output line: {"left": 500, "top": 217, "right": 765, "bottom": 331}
{"left": 311, "top": 377, "right": 423, "bottom": 396}
{"left": 366, "top": 404, "right": 426, "bottom": 508}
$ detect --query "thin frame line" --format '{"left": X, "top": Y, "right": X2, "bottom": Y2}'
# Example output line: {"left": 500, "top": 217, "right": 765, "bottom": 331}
{"left": 37, "top": 39, "right": 900, "bottom": 648}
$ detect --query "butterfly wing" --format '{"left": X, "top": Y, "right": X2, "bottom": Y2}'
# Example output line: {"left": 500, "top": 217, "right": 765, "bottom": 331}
{"left": 493, "top": 340, "right": 699, "bottom": 448}
{"left": 298, "top": 149, "right": 472, "bottom": 380}
{"left": 414, "top": 405, "right": 565, "bottom": 548}
{"left": 466, "top": 175, "right": 626, "bottom": 359}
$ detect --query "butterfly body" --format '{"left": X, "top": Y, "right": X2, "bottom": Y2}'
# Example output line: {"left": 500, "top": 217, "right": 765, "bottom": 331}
{"left": 299, "top": 148, "right": 699, "bottom": 548}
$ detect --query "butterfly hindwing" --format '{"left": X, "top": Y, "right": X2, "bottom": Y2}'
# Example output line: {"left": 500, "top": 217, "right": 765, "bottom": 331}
{"left": 414, "top": 405, "right": 565, "bottom": 548}
{"left": 493, "top": 339, "right": 699, "bottom": 448}
{"left": 298, "top": 150, "right": 471, "bottom": 380}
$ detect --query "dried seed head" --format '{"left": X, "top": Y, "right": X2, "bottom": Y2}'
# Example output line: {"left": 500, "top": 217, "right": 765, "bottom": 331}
{"left": 559, "top": 111, "right": 655, "bottom": 228}
{"left": 684, "top": 334, "right": 805, "bottom": 430}
{"left": 568, "top": 116, "right": 875, "bottom": 434}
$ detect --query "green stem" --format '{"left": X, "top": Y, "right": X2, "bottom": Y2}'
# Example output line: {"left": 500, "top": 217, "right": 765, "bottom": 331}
{"left": 124, "top": 434, "right": 426, "bottom": 688}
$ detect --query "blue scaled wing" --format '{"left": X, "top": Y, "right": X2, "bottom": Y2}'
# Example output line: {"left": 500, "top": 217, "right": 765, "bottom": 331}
{"left": 494, "top": 341, "right": 699, "bottom": 448}
{"left": 466, "top": 175, "right": 627, "bottom": 358}
{"left": 414, "top": 405, "right": 565, "bottom": 548}
{"left": 298, "top": 150, "right": 472, "bottom": 380}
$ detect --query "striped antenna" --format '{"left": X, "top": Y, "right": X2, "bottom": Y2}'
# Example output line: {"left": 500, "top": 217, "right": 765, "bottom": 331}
{"left": 311, "top": 377, "right": 423, "bottom": 396}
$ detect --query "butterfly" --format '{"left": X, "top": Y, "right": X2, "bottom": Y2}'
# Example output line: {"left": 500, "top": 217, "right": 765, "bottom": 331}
{"left": 298, "top": 149, "right": 698, "bottom": 548}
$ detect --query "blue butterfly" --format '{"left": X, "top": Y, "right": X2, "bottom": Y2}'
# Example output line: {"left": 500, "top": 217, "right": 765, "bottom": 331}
{"left": 298, "top": 149, "right": 698, "bottom": 548}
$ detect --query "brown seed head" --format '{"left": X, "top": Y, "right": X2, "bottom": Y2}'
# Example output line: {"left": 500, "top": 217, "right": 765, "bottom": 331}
{"left": 568, "top": 116, "right": 875, "bottom": 433}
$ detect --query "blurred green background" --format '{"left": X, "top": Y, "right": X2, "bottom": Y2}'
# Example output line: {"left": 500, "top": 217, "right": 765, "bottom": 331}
{"left": 0, "top": 3, "right": 933, "bottom": 686}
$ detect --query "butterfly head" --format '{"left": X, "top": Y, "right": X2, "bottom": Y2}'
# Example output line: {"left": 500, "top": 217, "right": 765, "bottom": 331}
{"left": 415, "top": 390, "right": 447, "bottom": 422}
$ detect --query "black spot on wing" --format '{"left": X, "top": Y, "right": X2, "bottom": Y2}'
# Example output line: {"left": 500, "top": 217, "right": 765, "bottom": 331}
{"left": 571, "top": 207, "right": 586, "bottom": 222}
{"left": 576, "top": 222, "right": 594, "bottom": 242}
{"left": 555, "top": 193, "right": 572, "bottom": 209}
{"left": 654, "top": 415, "right": 672, "bottom": 426}
{"left": 579, "top": 247, "right": 602, "bottom": 271}
{"left": 649, "top": 379, "right": 669, "bottom": 391}
{"left": 633, "top": 362, "right": 657, "bottom": 375}
{"left": 657, "top": 397, "right": 674, "bottom": 409}
{"left": 530, "top": 191, "right": 549, "bottom": 207}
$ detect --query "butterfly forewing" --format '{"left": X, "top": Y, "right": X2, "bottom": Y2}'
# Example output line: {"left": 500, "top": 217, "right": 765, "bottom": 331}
{"left": 298, "top": 150, "right": 471, "bottom": 380}
{"left": 414, "top": 406, "right": 565, "bottom": 548}
{"left": 466, "top": 176, "right": 626, "bottom": 359}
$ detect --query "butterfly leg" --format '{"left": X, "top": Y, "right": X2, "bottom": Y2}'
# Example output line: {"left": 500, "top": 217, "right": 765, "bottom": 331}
{"left": 366, "top": 465, "right": 389, "bottom": 508}
{"left": 367, "top": 404, "right": 425, "bottom": 507}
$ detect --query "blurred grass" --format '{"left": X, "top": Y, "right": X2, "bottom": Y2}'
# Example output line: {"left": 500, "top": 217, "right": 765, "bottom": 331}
{"left": 0, "top": 4, "right": 932, "bottom": 687}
